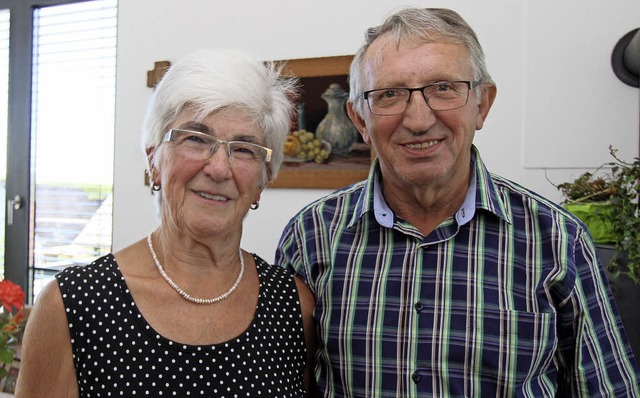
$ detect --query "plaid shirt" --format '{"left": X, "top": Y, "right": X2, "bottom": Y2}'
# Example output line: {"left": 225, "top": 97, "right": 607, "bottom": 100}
{"left": 276, "top": 146, "right": 640, "bottom": 397}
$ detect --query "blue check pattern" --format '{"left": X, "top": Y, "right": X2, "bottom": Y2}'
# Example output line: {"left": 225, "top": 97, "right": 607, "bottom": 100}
{"left": 276, "top": 146, "right": 640, "bottom": 397}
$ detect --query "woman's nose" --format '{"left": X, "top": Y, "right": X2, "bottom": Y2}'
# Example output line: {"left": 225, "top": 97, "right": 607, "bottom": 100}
{"left": 203, "top": 144, "right": 233, "bottom": 179}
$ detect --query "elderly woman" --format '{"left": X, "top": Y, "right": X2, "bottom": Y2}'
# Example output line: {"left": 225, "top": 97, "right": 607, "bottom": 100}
{"left": 16, "top": 49, "right": 316, "bottom": 397}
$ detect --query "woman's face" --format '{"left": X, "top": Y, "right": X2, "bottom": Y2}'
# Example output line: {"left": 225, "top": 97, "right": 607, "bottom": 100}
{"left": 150, "top": 107, "right": 267, "bottom": 239}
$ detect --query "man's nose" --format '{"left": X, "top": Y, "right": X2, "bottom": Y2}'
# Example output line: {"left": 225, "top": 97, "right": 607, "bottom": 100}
{"left": 406, "top": 90, "right": 431, "bottom": 110}
{"left": 402, "top": 91, "right": 437, "bottom": 130}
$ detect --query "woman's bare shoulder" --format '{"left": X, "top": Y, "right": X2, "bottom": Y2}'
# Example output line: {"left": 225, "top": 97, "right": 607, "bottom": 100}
{"left": 14, "top": 280, "right": 78, "bottom": 397}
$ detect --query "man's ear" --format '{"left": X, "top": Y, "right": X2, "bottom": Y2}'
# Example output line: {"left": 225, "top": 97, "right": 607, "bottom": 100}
{"left": 476, "top": 84, "right": 497, "bottom": 130}
{"left": 347, "top": 101, "right": 371, "bottom": 144}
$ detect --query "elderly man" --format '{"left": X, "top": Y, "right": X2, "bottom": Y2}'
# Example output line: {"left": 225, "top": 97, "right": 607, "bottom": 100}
{"left": 277, "top": 7, "right": 640, "bottom": 398}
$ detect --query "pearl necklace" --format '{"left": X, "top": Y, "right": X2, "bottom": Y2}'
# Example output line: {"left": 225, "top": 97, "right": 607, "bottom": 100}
{"left": 146, "top": 235, "right": 245, "bottom": 304}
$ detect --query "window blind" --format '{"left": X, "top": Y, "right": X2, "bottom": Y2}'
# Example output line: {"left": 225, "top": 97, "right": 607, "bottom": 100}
{"left": 31, "top": 0, "right": 117, "bottom": 287}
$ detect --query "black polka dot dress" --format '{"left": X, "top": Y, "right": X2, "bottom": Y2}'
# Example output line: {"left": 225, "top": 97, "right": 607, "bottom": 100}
{"left": 56, "top": 253, "right": 308, "bottom": 397}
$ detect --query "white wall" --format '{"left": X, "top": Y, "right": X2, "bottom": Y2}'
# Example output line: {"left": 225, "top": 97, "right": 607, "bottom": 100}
{"left": 113, "top": 0, "right": 640, "bottom": 262}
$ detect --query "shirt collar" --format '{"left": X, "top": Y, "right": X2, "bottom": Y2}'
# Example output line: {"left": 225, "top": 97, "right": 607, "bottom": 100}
{"left": 352, "top": 145, "right": 511, "bottom": 228}
{"left": 471, "top": 145, "right": 511, "bottom": 224}
{"left": 371, "top": 162, "right": 476, "bottom": 228}
{"left": 455, "top": 164, "right": 476, "bottom": 225}
{"left": 373, "top": 170, "right": 394, "bottom": 228}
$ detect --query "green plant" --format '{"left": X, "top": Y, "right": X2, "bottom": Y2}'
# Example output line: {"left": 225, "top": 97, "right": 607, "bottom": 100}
{"left": 555, "top": 146, "right": 640, "bottom": 283}
{"left": 557, "top": 172, "right": 611, "bottom": 202}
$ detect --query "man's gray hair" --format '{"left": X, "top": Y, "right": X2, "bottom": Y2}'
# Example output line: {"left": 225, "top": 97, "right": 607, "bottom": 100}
{"left": 349, "top": 8, "right": 493, "bottom": 116}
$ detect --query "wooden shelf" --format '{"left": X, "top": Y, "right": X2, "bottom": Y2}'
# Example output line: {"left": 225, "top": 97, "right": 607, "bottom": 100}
{"left": 274, "top": 55, "right": 353, "bottom": 78}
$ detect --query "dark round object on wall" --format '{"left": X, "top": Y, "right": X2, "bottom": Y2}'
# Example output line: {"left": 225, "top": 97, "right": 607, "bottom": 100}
{"left": 611, "top": 28, "right": 640, "bottom": 88}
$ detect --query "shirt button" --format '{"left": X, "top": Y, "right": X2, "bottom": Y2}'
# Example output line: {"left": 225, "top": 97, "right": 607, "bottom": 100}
{"left": 414, "top": 302, "right": 423, "bottom": 313}
{"left": 412, "top": 371, "right": 421, "bottom": 383}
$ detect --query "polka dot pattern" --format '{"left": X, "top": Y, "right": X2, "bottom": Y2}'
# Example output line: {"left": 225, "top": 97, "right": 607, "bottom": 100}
{"left": 56, "top": 254, "right": 308, "bottom": 397}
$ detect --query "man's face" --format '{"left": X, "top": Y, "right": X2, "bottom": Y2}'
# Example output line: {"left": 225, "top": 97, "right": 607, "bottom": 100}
{"left": 348, "top": 38, "right": 496, "bottom": 193}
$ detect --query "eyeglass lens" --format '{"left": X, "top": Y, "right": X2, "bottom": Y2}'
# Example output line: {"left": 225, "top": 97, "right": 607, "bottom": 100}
{"left": 367, "top": 81, "right": 472, "bottom": 115}
{"left": 170, "top": 130, "right": 268, "bottom": 163}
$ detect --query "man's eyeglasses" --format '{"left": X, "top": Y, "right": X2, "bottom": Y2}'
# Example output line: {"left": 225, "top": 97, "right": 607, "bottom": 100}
{"left": 363, "top": 81, "right": 480, "bottom": 116}
{"left": 162, "top": 129, "right": 272, "bottom": 164}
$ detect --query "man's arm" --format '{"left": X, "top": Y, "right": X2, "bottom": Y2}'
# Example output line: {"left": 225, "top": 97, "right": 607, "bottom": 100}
{"left": 275, "top": 218, "right": 306, "bottom": 277}
{"left": 556, "top": 229, "right": 640, "bottom": 396}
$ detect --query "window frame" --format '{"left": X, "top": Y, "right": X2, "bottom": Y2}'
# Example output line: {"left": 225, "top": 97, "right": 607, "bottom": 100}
{"left": 1, "top": 0, "right": 111, "bottom": 302}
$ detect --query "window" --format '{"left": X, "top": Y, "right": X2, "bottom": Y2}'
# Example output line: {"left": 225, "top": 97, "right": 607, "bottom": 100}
{"left": 0, "top": 9, "right": 8, "bottom": 270}
{"left": 1, "top": 0, "right": 117, "bottom": 303}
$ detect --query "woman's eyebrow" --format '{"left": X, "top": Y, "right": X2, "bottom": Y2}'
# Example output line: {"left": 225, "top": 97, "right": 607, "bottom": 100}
{"left": 175, "top": 122, "right": 264, "bottom": 144}
{"left": 231, "top": 134, "right": 261, "bottom": 143}
{"left": 178, "top": 122, "right": 211, "bottom": 134}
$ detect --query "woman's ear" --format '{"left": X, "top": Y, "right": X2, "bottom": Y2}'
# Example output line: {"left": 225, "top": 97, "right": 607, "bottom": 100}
{"left": 252, "top": 185, "right": 263, "bottom": 208}
{"left": 146, "top": 146, "right": 159, "bottom": 183}
{"left": 255, "top": 168, "right": 269, "bottom": 202}
{"left": 145, "top": 146, "right": 155, "bottom": 162}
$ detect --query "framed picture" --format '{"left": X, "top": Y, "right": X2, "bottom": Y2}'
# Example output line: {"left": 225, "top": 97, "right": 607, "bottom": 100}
{"left": 269, "top": 55, "right": 372, "bottom": 189}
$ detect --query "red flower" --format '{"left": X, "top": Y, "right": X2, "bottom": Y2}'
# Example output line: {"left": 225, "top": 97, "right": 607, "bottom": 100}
{"left": 0, "top": 279, "right": 25, "bottom": 372}
{"left": 0, "top": 280, "right": 25, "bottom": 313}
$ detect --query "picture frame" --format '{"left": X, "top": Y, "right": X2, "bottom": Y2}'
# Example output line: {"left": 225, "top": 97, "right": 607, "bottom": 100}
{"left": 269, "top": 55, "right": 372, "bottom": 189}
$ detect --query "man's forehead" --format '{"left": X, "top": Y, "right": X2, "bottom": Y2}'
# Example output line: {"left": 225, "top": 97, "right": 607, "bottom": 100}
{"left": 361, "top": 38, "right": 471, "bottom": 83}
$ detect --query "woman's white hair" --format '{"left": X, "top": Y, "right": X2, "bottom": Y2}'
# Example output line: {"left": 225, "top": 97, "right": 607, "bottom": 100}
{"left": 142, "top": 48, "right": 297, "bottom": 183}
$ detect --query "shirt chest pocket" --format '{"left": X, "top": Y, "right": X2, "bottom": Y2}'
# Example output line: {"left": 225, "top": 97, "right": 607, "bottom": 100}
{"left": 416, "top": 305, "right": 557, "bottom": 388}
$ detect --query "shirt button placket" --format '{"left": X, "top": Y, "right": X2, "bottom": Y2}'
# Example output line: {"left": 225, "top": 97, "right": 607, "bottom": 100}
{"left": 413, "top": 302, "right": 424, "bottom": 387}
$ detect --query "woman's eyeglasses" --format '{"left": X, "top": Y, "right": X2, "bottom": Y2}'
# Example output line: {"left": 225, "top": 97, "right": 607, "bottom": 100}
{"left": 162, "top": 129, "right": 272, "bottom": 164}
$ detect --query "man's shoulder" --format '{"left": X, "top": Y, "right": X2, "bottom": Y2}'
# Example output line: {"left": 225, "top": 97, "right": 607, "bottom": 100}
{"left": 488, "top": 172, "right": 582, "bottom": 226}
{"left": 291, "top": 180, "right": 368, "bottom": 218}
